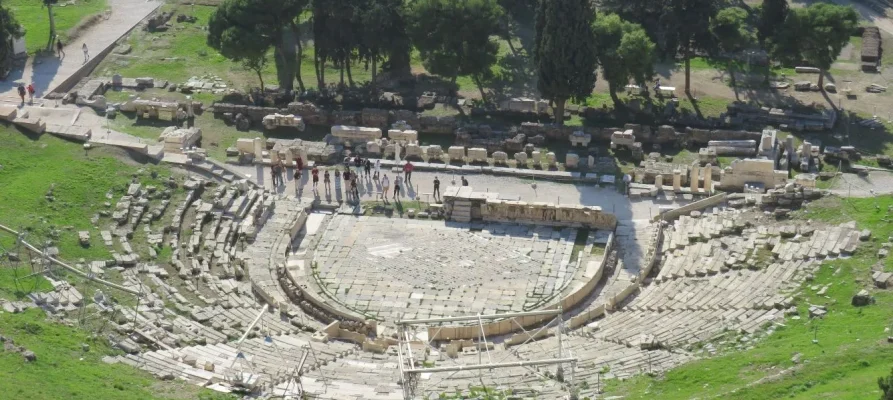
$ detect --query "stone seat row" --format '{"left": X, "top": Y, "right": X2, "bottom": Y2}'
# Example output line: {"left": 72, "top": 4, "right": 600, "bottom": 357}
{"left": 592, "top": 307, "right": 780, "bottom": 349}
{"left": 633, "top": 260, "right": 809, "bottom": 312}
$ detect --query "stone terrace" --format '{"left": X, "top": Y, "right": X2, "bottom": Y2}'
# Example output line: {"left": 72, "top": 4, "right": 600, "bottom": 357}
{"left": 309, "top": 215, "right": 587, "bottom": 320}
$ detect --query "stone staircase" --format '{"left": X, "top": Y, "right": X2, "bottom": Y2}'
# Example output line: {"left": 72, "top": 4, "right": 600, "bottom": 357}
{"left": 451, "top": 199, "right": 472, "bottom": 222}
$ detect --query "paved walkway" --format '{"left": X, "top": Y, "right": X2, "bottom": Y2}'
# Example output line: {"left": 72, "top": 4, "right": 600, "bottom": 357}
{"left": 226, "top": 163, "right": 681, "bottom": 222}
{"left": 0, "top": 0, "right": 161, "bottom": 104}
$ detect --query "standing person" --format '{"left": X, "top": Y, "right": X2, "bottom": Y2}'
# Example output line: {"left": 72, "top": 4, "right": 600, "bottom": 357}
{"left": 374, "top": 159, "right": 381, "bottom": 180}
{"left": 403, "top": 161, "right": 414, "bottom": 185}
{"left": 343, "top": 169, "right": 351, "bottom": 200}
{"left": 433, "top": 176, "right": 441, "bottom": 201}
{"left": 355, "top": 156, "right": 363, "bottom": 176}
{"left": 296, "top": 155, "right": 304, "bottom": 172}
{"left": 82, "top": 43, "right": 89, "bottom": 63}
{"left": 364, "top": 159, "right": 372, "bottom": 179}
{"left": 623, "top": 173, "right": 632, "bottom": 196}
{"left": 26, "top": 83, "right": 35, "bottom": 103}
{"left": 270, "top": 163, "right": 278, "bottom": 187}
{"left": 351, "top": 173, "right": 360, "bottom": 199}
{"left": 16, "top": 84, "right": 25, "bottom": 105}
{"left": 311, "top": 166, "right": 319, "bottom": 192}
{"left": 461, "top": 176, "right": 469, "bottom": 186}
{"left": 294, "top": 166, "right": 302, "bottom": 194}
{"left": 56, "top": 38, "right": 65, "bottom": 58}
{"left": 381, "top": 174, "right": 390, "bottom": 201}
{"left": 393, "top": 174, "right": 401, "bottom": 201}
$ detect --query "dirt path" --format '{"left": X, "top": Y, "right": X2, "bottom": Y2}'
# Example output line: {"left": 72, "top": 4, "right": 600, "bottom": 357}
{"left": 0, "top": 0, "right": 161, "bottom": 104}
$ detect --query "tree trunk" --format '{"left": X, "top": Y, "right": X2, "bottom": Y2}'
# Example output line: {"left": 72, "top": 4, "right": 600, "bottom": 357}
{"left": 684, "top": 45, "right": 691, "bottom": 94}
{"left": 256, "top": 70, "right": 265, "bottom": 92}
{"left": 608, "top": 82, "right": 623, "bottom": 111}
{"left": 294, "top": 26, "right": 305, "bottom": 93}
{"left": 46, "top": 5, "right": 56, "bottom": 51}
{"left": 346, "top": 60, "right": 354, "bottom": 87}
{"left": 473, "top": 75, "right": 488, "bottom": 105}
{"left": 554, "top": 98, "right": 566, "bottom": 125}
{"left": 273, "top": 46, "right": 295, "bottom": 92}
{"left": 818, "top": 70, "right": 825, "bottom": 89}
{"left": 371, "top": 58, "right": 378, "bottom": 87}
{"left": 728, "top": 61, "right": 738, "bottom": 100}
{"left": 314, "top": 52, "right": 322, "bottom": 88}
{"left": 339, "top": 58, "right": 345, "bottom": 88}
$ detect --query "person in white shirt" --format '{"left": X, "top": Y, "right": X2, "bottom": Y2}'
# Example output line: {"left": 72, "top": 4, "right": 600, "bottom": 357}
{"left": 381, "top": 174, "right": 390, "bottom": 202}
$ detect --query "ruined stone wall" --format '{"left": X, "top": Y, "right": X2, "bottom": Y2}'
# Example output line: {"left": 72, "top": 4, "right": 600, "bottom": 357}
{"left": 718, "top": 159, "right": 788, "bottom": 191}
{"left": 481, "top": 199, "right": 618, "bottom": 231}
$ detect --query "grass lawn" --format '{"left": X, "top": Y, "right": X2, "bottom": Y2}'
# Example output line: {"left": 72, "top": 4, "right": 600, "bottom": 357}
{"left": 0, "top": 307, "right": 233, "bottom": 400}
{"left": 604, "top": 195, "right": 893, "bottom": 399}
{"left": 7, "top": 0, "right": 108, "bottom": 54}
{"left": 0, "top": 124, "right": 176, "bottom": 261}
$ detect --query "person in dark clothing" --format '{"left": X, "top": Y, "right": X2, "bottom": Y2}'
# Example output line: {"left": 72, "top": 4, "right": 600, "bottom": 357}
{"left": 17, "top": 84, "right": 26, "bottom": 105}
{"left": 323, "top": 169, "right": 331, "bottom": 191}
{"left": 433, "top": 176, "right": 441, "bottom": 201}
{"left": 56, "top": 39, "right": 65, "bottom": 58}
{"left": 270, "top": 164, "right": 279, "bottom": 187}
{"left": 461, "top": 176, "right": 469, "bottom": 186}
{"left": 364, "top": 159, "right": 372, "bottom": 178}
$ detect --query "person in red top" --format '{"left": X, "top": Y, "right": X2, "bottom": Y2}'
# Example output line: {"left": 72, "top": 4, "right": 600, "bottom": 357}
{"left": 26, "top": 83, "right": 35, "bottom": 103}
{"left": 403, "top": 161, "right": 414, "bottom": 185}
{"left": 311, "top": 166, "right": 319, "bottom": 192}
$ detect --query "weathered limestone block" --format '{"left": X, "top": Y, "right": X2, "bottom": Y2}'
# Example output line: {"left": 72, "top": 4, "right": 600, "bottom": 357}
{"left": 514, "top": 152, "right": 528, "bottom": 165}
{"left": 333, "top": 110, "right": 360, "bottom": 125}
{"left": 159, "top": 127, "right": 201, "bottom": 154}
{"left": 331, "top": 125, "right": 382, "bottom": 142}
{"left": 387, "top": 129, "right": 418, "bottom": 143}
{"left": 565, "top": 153, "right": 580, "bottom": 168}
{"left": 492, "top": 151, "right": 508, "bottom": 164}
{"left": 546, "top": 152, "right": 557, "bottom": 166}
{"left": 235, "top": 138, "right": 254, "bottom": 154}
{"left": 610, "top": 130, "right": 636, "bottom": 149}
{"left": 531, "top": 151, "right": 542, "bottom": 165}
{"left": 366, "top": 141, "right": 381, "bottom": 155}
{"left": 262, "top": 113, "right": 305, "bottom": 131}
{"left": 468, "top": 148, "right": 488, "bottom": 163}
{"left": 426, "top": 145, "right": 444, "bottom": 159}
{"left": 448, "top": 146, "right": 466, "bottom": 161}
{"left": 569, "top": 131, "right": 591, "bottom": 147}
{"left": 404, "top": 143, "right": 423, "bottom": 160}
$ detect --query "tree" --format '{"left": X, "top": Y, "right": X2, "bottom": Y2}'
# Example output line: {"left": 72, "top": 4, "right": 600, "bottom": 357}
{"left": 757, "top": 0, "right": 788, "bottom": 46}
{"left": 0, "top": 4, "right": 22, "bottom": 76}
{"left": 879, "top": 367, "right": 893, "bottom": 400}
{"left": 800, "top": 3, "right": 858, "bottom": 88}
{"left": 668, "top": 0, "right": 718, "bottom": 93}
{"left": 312, "top": 0, "right": 358, "bottom": 88}
{"left": 592, "top": 13, "right": 655, "bottom": 110}
{"left": 710, "top": 7, "right": 753, "bottom": 92}
{"left": 43, "top": 0, "right": 58, "bottom": 51}
{"left": 406, "top": 0, "right": 504, "bottom": 93}
{"left": 356, "top": 0, "right": 410, "bottom": 85}
{"left": 534, "top": 0, "right": 597, "bottom": 125}
{"left": 241, "top": 53, "right": 269, "bottom": 91}
{"left": 207, "top": 0, "right": 308, "bottom": 92}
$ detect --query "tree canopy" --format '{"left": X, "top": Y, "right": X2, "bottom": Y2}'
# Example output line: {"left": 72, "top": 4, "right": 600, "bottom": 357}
{"left": 207, "top": 0, "right": 307, "bottom": 91}
{"left": 774, "top": 3, "right": 858, "bottom": 86}
{"left": 534, "top": 0, "right": 598, "bottom": 124}
{"left": 710, "top": 7, "right": 753, "bottom": 90}
{"left": 406, "top": 0, "right": 504, "bottom": 91}
{"left": 592, "top": 13, "right": 655, "bottom": 109}
{"left": 757, "top": 0, "right": 788, "bottom": 45}
{"left": 0, "top": 3, "right": 22, "bottom": 75}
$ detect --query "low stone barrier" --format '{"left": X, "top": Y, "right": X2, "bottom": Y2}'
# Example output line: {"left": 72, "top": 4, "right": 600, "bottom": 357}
{"left": 653, "top": 193, "right": 728, "bottom": 222}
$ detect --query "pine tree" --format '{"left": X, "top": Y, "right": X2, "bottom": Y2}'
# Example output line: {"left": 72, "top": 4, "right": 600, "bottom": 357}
{"left": 534, "top": 0, "right": 597, "bottom": 125}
